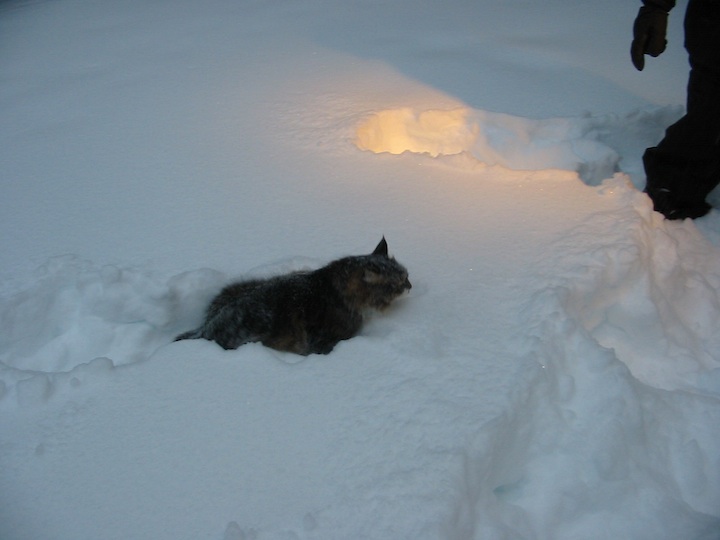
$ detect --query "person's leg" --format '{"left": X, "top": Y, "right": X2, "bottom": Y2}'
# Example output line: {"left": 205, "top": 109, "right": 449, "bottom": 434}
{"left": 644, "top": 0, "right": 720, "bottom": 219}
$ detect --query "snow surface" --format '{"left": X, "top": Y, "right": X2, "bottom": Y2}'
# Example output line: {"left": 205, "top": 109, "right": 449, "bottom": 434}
{"left": 1, "top": 0, "right": 719, "bottom": 539}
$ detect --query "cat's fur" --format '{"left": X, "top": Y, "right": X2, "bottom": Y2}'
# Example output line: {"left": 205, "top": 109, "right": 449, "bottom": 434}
{"left": 175, "top": 237, "right": 411, "bottom": 355}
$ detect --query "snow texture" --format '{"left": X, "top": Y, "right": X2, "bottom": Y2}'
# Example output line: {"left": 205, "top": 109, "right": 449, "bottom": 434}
{"left": 1, "top": 0, "right": 719, "bottom": 539}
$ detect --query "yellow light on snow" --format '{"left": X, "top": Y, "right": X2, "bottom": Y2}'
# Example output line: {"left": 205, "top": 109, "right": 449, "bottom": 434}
{"left": 355, "top": 108, "right": 477, "bottom": 157}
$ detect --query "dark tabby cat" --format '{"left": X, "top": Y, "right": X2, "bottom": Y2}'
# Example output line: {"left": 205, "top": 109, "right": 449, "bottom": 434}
{"left": 175, "top": 237, "right": 411, "bottom": 355}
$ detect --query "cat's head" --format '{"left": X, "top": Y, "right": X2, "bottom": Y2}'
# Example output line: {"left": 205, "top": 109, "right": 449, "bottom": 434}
{"left": 334, "top": 237, "right": 411, "bottom": 310}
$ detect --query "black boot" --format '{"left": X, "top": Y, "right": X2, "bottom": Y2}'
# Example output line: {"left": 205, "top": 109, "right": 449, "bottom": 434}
{"left": 644, "top": 185, "right": 712, "bottom": 219}
{"left": 643, "top": 147, "right": 713, "bottom": 220}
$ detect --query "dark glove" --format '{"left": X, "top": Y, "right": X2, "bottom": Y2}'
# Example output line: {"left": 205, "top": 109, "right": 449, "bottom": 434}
{"left": 631, "top": 5, "right": 669, "bottom": 71}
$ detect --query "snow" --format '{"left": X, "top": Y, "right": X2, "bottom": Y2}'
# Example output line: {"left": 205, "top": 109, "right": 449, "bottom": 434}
{"left": 1, "top": 0, "right": 719, "bottom": 538}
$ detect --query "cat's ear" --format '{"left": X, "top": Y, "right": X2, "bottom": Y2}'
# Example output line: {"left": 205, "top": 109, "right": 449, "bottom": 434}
{"left": 372, "top": 236, "right": 388, "bottom": 257}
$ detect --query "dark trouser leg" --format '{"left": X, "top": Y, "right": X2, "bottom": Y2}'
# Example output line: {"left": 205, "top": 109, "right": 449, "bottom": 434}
{"left": 644, "top": 0, "right": 720, "bottom": 219}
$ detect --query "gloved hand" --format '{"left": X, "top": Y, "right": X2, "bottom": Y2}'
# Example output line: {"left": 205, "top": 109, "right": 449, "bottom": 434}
{"left": 631, "top": 5, "right": 669, "bottom": 71}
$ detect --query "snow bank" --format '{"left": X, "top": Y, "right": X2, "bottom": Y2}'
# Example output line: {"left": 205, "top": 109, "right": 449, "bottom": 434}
{"left": 439, "top": 178, "right": 720, "bottom": 539}
{"left": 356, "top": 106, "right": 683, "bottom": 186}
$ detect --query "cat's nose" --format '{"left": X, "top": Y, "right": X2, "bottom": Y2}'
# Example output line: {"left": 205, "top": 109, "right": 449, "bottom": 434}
{"left": 404, "top": 278, "right": 412, "bottom": 290}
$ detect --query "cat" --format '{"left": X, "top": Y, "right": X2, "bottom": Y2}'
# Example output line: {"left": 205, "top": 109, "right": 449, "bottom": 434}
{"left": 175, "top": 237, "right": 411, "bottom": 355}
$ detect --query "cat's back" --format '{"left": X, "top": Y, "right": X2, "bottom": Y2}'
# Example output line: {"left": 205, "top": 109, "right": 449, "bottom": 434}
{"left": 209, "top": 271, "right": 319, "bottom": 311}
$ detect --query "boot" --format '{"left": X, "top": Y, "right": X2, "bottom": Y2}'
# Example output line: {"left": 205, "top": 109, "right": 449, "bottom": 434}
{"left": 643, "top": 147, "right": 713, "bottom": 219}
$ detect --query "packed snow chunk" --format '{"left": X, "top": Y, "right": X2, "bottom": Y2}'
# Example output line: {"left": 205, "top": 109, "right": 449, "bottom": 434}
{"left": 355, "top": 108, "right": 478, "bottom": 157}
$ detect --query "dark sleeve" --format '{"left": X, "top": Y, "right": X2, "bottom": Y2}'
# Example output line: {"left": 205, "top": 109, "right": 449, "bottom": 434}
{"left": 643, "top": 0, "right": 676, "bottom": 11}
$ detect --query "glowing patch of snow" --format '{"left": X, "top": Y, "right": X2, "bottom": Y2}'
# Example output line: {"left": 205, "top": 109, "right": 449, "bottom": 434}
{"left": 355, "top": 107, "right": 478, "bottom": 157}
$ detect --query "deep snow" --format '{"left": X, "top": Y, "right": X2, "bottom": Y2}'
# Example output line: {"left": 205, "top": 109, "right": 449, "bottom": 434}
{"left": 1, "top": 0, "right": 719, "bottom": 539}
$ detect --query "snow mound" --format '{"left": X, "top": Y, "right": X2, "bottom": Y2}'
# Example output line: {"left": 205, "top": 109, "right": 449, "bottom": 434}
{"left": 562, "top": 189, "right": 720, "bottom": 392}
{"left": 0, "top": 256, "right": 225, "bottom": 374}
{"left": 356, "top": 106, "right": 683, "bottom": 185}
{"left": 453, "top": 180, "right": 720, "bottom": 537}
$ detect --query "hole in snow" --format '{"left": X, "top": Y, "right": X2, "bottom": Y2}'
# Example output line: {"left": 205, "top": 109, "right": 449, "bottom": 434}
{"left": 355, "top": 108, "right": 478, "bottom": 157}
